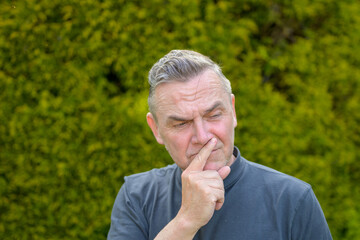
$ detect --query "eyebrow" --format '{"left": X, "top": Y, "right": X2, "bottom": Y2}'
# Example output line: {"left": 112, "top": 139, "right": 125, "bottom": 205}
{"left": 204, "top": 101, "right": 224, "bottom": 115}
{"left": 167, "top": 101, "right": 225, "bottom": 123}
{"left": 167, "top": 115, "right": 188, "bottom": 122}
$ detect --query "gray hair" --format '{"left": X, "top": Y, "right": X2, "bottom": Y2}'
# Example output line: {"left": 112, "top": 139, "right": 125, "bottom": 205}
{"left": 148, "top": 50, "right": 232, "bottom": 116}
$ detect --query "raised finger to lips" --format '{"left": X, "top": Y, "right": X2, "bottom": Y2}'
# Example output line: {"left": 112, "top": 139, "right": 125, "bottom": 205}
{"left": 186, "top": 138, "right": 217, "bottom": 172}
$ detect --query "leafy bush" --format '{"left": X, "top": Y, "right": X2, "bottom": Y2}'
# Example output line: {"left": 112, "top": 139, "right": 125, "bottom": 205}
{"left": 0, "top": 0, "right": 359, "bottom": 239}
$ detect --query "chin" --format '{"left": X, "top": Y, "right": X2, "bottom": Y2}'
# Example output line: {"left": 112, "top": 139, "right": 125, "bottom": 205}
{"left": 203, "top": 160, "right": 226, "bottom": 171}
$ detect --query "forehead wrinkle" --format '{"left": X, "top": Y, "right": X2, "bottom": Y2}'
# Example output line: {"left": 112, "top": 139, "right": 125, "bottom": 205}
{"left": 153, "top": 70, "right": 229, "bottom": 123}
{"left": 192, "top": 73, "right": 202, "bottom": 105}
{"left": 154, "top": 84, "right": 192, "bottom": 122}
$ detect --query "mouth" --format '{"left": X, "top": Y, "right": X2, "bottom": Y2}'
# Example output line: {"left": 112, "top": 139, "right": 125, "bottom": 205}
{"left": 189, "top": 148, "right": 219, "bottom": 159}
{"left": 210, "top": 148, "right": 219, "bottom": 156}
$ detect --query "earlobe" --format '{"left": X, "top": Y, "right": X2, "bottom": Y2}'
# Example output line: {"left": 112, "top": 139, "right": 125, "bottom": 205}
{"left": 231, "top": 94, "right": 237, "bottom": 127}
{"left": 146, "top": 112, "right": 164, "bottom": 144}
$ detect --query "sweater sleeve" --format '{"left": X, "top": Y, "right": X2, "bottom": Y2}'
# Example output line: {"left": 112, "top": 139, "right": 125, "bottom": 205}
{"left": 291, "top": 187, "right": 332, "bottom": 240}
{"left": 107, "top": 181, "right": 148, "bottom": 240}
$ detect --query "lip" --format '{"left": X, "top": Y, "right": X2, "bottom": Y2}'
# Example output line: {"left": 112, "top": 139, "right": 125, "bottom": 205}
{"left": 189, "top": 153, "right": 198, "bottom": 160}
{"left": 189, "top": 148, "right": 219, "bottom": 159}
{"left": 210, "top": 148, "right": 219, "bottom": 156}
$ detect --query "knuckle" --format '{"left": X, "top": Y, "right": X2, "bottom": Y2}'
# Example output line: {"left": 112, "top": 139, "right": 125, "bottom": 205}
{"left": 194, "top": 155, "right": 202, "bottom": 163}
{"left": 203, "top": 188, "right": 213, "bottom": 198}
{"left": 181, "top": 171, "right": 197, "bottom": 182}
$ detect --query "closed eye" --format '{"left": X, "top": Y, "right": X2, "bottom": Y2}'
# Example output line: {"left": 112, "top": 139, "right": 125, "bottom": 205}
{"left": 174, "top": 121, "right": 188, "bottom": 128}
{"left": 209, "top": 113, "right": 222, "bottom": 119}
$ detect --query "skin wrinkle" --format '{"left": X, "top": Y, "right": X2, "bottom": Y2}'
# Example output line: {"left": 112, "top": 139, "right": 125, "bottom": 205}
{"left": 150, "top": 69, "right": 237, "bottom": 171}
{"left": 192, "top": 71, "right": 202, "bottom": 117}
{"left": 160, "top": 80, "right": 220, "bottom": 128}
{"left": 151, "top": 68, "right": 231, "bottom": 122}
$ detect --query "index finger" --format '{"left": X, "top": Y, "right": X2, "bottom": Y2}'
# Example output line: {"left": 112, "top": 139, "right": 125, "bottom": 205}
{"left": 186, "top": 138, "right": 217, "bottom": 171}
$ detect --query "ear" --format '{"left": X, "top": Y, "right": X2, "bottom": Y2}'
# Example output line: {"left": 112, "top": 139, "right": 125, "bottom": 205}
{"left": 231, "top": 94, "right": 237, "bottom": 128}
{"left": 146, "top": 112, "right": 164, "bottom": 145}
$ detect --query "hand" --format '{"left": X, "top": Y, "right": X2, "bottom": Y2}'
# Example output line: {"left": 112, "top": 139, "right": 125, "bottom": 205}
{"left": 178, "top": 138, "right": 231, "bottom": 232}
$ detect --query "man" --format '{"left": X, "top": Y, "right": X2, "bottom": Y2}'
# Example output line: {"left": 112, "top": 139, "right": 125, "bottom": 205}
{"left": 108, "top": 50, "right": 332, "bottom": 239}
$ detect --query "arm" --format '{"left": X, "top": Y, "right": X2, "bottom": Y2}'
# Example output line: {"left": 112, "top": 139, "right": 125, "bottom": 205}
{"left": 291, "top": 188, "right": 333, "bottom": 240}
{"left": 107, "top": 184, "right": 148, "bottom": 240}
{"left": 155, "top": 138, "right": 231, "bottom": 240}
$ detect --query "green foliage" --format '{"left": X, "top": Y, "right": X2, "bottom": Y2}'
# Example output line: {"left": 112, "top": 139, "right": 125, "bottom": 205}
{"left": 1, "top": 0, "right": 359, "bottom": 238}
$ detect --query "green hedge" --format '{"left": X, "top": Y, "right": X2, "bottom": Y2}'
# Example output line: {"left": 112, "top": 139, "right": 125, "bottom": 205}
{"left": 0, "top": 0, "right": 359, "bottom": 239}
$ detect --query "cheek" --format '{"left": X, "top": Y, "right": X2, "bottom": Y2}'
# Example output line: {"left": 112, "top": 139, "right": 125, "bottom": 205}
{"left": 165, "top": 132, "right": 193, "bottom": 170}
{"left": 166, "top": 130, "right": 191, "bottom": 152}
{"left": 211, "top": 119, "right": 234, "bottom": 141}
{"left": 212, "top": 120, "right": 233, "bottom": 136}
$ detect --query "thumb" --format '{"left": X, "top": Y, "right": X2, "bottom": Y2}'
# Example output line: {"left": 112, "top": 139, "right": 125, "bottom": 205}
{"left": 217, "top": 166, "right": 231, "bottom": 180}
{"left": 215, "top": 166, "right": 231, "bottom": 211}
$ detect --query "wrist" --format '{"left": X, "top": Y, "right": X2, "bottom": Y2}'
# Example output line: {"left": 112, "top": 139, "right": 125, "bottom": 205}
{"left": 174, "top": 212, "right": 200, "bottom": 237}
{"left": 154, "top": 213, "right": 199, "bottom": 240}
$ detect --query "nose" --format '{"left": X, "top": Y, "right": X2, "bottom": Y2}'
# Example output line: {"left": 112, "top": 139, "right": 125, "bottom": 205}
{"left": 191, "top": 119, "right": 212, "bottom": 145}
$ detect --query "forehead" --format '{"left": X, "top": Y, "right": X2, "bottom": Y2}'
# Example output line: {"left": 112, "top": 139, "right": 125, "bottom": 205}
{"left": 154, "top": 70, "right": 229, "bottom": 119}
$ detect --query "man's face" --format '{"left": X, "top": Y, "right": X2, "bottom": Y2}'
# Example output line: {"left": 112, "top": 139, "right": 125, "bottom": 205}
{"left": 147, "top": 69, "right": 237, "bottom": 171}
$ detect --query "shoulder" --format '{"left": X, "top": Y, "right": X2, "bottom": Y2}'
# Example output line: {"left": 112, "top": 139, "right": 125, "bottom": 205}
{"left": 122, "top": 164, "right": 180, "bottom": 199}
{"left": 240, "top": 158, "right": 319, "bottom": 220}
{"left": 242, "top": 158, "right": 311, "bottom": 197}
{"left": 125, "top": 164, "right": 179, "bottom": 185}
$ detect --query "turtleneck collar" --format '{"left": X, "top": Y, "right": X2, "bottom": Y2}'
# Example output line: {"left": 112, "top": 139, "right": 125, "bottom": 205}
{"left": 175, "top": 146, "right": 245, "bottom": 190}
{"left": 224, "top": 146, "right": 244, "bottom": 189}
